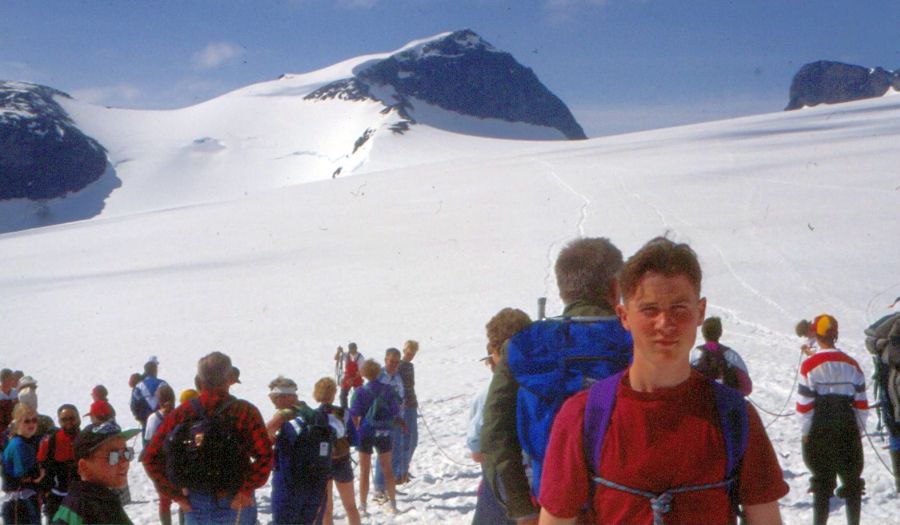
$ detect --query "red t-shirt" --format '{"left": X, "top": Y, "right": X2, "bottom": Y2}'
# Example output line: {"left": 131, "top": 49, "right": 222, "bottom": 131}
{"left": 539, "top": 370, "right": 788, "bottom": 525}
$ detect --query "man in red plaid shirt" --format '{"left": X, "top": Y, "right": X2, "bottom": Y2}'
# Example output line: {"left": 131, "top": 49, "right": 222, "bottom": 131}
{"left": 143, "top": 352, "right": 273, "bottom": 525}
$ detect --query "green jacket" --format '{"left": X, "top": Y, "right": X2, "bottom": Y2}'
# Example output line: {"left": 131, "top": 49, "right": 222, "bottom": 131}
{"left": 480, "top": 301, "right": 616, "bottom": 519}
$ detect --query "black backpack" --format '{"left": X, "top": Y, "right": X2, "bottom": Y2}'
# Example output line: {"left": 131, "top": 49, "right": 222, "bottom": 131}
{"left": 277, "top": 407, "right": 334, "bottom": 482}
{"left": 163, "top": 398, "right": 248, "bottom": 494}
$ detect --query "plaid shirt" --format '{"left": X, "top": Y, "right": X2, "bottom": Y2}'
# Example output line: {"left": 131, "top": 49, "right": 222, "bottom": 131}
{"left": 142, "top": 388, "right": 273, "bottom": 500}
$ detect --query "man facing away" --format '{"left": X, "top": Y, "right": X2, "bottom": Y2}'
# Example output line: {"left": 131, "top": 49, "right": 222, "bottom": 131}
{"left": 796, "top": 314, "right": 867, "bottom": 525}
{"left": 143, "top": 352, "right": 273, "bottom": 525}
{"left": 538, "top": 237, "right": 788, "bottom": 525}
{"left": 130, "top": 356, "right": 168, "bottom": 432}
{"left": 481, "top": 237, "right": 629, "bottom": 525}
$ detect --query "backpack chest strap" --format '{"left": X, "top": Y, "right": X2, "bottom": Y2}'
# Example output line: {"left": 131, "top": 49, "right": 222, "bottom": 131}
{"left": 592, "top": 475, "right": 736, "bottom": 525}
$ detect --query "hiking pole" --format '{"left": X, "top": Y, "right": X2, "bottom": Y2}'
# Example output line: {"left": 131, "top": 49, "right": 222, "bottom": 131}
{"left": 537, "top": 297, "right": 547, "bottom": 320}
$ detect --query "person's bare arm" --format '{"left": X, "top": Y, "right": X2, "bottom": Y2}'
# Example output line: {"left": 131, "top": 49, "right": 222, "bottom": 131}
{"left": 538, "top": 508, "right": 575, "bottom": 525}
{"left": 743, "top": 501, "right": 783, "bottom": 525}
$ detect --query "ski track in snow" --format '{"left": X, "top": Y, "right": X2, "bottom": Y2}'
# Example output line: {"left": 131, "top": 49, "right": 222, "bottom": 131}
{"left": 615, "top": 171, "right": 674, "bottom": 233}
{"left": 537, "top": 159, "right": 591, "bottom": 300}
{"left": 713, "top": 244, "right": 793, "bottom": 321}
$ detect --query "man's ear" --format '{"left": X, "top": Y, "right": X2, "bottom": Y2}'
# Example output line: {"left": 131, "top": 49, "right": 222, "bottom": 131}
{"left": 616, "top": 303, "right": 630, "bottom": 331}
{"left": 77, "top": 458, "right": 89, "bottom": 481}
{"left": 697, "top": 297, "right": 707, "bottom": 326}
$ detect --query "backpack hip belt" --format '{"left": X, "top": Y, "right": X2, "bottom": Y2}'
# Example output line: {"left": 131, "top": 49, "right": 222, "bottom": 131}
{"left": 592, "top": 475, "right": 736, "bottom": 525}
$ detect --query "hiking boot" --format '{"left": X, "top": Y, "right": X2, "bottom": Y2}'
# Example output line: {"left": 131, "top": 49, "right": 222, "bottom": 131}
{"left": 372, "top": 491, "right": 388, "bottom": 504}
{"left": 387, "top": 501, "right": 398, "bottom": 515}
{"left": 359, "top": 503, "right": 368, "bottom": 516}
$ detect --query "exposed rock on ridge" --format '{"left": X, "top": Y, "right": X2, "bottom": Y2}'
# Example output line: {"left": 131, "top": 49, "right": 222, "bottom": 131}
{"left": 0, "top": 81, "right": 108, "bottom": 200}
{"left": 307, "top": 30, "right": 586, "bottom": 140}
{"left": 786, "top": 60, "right": 900, "bottom": 110}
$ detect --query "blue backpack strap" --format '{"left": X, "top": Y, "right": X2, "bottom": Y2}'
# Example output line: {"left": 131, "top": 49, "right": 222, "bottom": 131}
{"left": 583, "top": 370, "right": 625, "bottom": 479}
{"left": 710, "top": 381, "right": 749, "bottom": 515}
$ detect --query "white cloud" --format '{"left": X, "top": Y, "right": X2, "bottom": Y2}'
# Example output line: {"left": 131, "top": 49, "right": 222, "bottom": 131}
{"left": 192, "top": 42, "right": 244, "bottom": 71}
{"left": 71, "top": 83, "right": 142, "bottom": 107}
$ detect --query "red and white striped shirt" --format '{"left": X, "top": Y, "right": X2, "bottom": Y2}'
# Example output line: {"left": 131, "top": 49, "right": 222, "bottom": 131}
{"left": 796, "top": 348, "right": 868, "bottom": 435}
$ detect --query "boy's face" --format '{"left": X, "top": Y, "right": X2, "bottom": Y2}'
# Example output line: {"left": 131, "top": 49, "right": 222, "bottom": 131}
{"left": 617, "top": 271, "right": 706, "bottom": 364}
{"left": 79, "top": 437, "right": 131, "bottom": 489}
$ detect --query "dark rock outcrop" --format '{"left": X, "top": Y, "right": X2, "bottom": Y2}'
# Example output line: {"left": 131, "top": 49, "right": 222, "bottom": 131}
{"left": 306, "top": 30, "right": 586, "bottom": 140}
{"left": 786, "top": 61, "right": 900, "bottom": 110}
{"left": 0, "top": 81, "right": 108, "bottom": 200}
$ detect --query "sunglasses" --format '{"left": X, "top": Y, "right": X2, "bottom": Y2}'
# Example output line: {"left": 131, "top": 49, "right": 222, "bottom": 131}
{"left": 105, "top": 447, "right": 135, "bottom": 466}
{"left": 23, "top": 418, "right": 38, "bottom": 424}
{"left": 60, "top": 416, "right": 78, "bottom": 422}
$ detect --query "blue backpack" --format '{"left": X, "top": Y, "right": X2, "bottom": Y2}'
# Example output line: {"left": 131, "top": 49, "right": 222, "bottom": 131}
{"left": 506, "top": 316, "right": 633, "bottom": 497}
{"left": 583, "top": 371, "right": 748, "bottom": 524}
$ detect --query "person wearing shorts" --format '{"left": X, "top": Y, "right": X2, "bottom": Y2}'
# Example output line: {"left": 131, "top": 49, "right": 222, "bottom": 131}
{"left": 350, "top": 359, "right": 402, "bottom": 514}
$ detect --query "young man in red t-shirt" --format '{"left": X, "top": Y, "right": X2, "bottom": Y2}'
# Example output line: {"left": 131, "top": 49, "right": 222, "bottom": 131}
{"left": 538, "top": 237, "right": 788, "bottom": 525}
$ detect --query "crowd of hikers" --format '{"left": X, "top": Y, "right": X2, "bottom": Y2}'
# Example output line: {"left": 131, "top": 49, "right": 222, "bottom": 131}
{"left": 1, "top": 235, "right": 899, "bottom": 525}
{"left": 0, "top": 340, "right": 421, "bottom": 525}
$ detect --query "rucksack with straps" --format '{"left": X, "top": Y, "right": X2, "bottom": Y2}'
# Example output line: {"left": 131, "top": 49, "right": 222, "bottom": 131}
{"left": 364, "top": 386, "right": 394, "bottom": 434}
{"left": 583, "top": 371, "right": 749, "bottom": 525}
{"left": 163, "top": 398, "right": 248, "bottom": 494}
{"left": 865, "top": 312, "right": 900, "bottom": 430}
{"left": 506, "top": 316, "right": 633, "bottom": 497}
{"left": 275, "top": 407, "right": 335, "bottom": 482}
{"left": 693, "top": 343, "right": 740, "bottom": 390}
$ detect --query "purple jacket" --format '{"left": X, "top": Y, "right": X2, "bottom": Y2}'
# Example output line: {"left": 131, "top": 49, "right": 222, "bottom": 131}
{"left": 349, "top": 381, "right": 400, "bottom": 437}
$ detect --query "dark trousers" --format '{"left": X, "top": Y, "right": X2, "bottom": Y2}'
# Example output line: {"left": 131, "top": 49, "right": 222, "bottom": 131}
{"left": 803, "top": 425, "right": 864, "bottom": 525}
{"left": 2, "top": 494, "right": 39, "bottom": 525}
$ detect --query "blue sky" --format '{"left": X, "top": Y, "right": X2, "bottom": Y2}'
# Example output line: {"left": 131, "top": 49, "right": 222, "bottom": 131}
{"left": 3, "top": 1, "right": 899, "bottom": 137}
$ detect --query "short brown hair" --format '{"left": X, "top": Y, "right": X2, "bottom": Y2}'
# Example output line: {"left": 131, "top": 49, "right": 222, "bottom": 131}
{"left": 361, "top": 359, "right": 382, "bottom": 381}
{"left": 486, "top": 308, "right": 532, "bottom": 355}
{"left": 701, "top": 317, "right": 723, "bottom": 342}
{"left": 620, "top": 237, "right": 702, "bottom": 301}
{"left": 156, "top": 384, "right": 175, "bottom": 406}
{"left": 313, "top": 377, "right": 337, "bottom": 403}
{"left": 555, "top": 238, "right": 623, "bottom": 307}
{"left": 197, "top": 351, "right": 232, "bottom": 389}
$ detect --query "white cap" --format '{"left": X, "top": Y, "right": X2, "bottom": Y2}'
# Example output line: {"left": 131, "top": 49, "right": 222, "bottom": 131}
{"left": 147, "top": 355, "right": 160, "bottom": 365}
{"left": 269, "top": 385, "right": 298, "bottom": 396}
{"left": 17, "top": 375, "right": 37, "bottom": 389}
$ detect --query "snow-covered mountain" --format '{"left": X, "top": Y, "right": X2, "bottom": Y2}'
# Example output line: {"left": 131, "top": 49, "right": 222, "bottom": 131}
{"left": 2, "top": 31, "right": 900, "bottom": 525}
{"left": 786, "top": 60, "right": 900, "bottom": 110}
{"left": 0, "top": 30, "right": 584, "bottom": 233}
{"left": 2, "top": 87, "right": 899, "bottom": 524}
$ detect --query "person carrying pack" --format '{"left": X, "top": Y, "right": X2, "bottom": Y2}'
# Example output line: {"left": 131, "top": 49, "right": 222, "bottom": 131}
{"left": 264, "top": 375, "right": 335, "bottom": 525}
{"left": 350, "top": 359, "right": 402, "bottom": 515}
{"left": 37, "top": 404, "right": 81, "bottom": 521}
{"left": 313, "top": 377, "right": 362, "bottom": 525}
{"left": 691, "top": 317, "right": 753, "bottom": 396}
{"left": 865, "top": 310, "right": 900, "bottom": 492}
{"left": 481, "top": 237, "right": 632, "bottom": 524}
{"left": 130, "top": 356, "right": 168, "bottom": 432}
{"left": 271, "top": 402, "right": 334, "bottom": 525}
{"left": 538, "top": 237, "right": 788, "bottom": 525}
{"left": 143, "top": 352, "right": 272, "bottom": 525}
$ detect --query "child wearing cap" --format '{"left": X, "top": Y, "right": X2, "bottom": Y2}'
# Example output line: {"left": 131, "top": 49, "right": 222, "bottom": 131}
{"left": 51, "top": 421, "right": 140, "bottom": 525}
